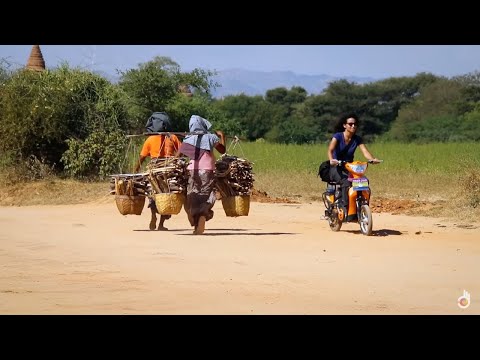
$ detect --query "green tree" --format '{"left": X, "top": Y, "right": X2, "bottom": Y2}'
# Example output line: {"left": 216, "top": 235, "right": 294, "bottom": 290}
{"left": 387, "top": 78, "right": 464, "bottom": 142}
{"left": 0, "top": 59, "right": 12, "bottom": 83}
{"left": 265, "top": 87, "right": 288, "bottom": 104}
{"left": 118, "top": 56, "right": 217, "bottom": 132}
{"left": 0, "top": 65, "right": 129, "bottom": 168}
{"left": 165, "top": 92, "right": 227, "bottom": 132}
{"left": 299, "top": 73, "right": 440, "bottom": 142}
{"left": 213, "top": 94, "right": 276, "bottom": 140}
{"left": 263, "top": 86, "right": 310, "bottom": 143}
{"left": 284, "top": 86, "right": 308, "bottom": 105}
{"left": 450, "top": 71, "right": 480, "bottom": 114}
{"left": 458, "top": 104, "right": 480, "bottom": 141}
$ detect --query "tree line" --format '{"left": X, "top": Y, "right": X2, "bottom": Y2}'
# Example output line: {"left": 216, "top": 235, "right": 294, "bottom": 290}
{"left": 1, "top": 56, "right": 479, "bottom": 179}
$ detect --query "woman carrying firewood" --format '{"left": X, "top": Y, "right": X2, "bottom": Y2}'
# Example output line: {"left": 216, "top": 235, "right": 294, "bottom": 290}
{"left": 176, "top": 115, "right": 226, "bottom": 235}
{"left": 134, "top": 112, "right": 182, "bottom": 231}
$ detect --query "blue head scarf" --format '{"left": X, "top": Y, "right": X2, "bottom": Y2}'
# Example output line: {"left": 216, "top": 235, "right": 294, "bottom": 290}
{"left": 182, "top": 115, "right": 219, "bottom": 151}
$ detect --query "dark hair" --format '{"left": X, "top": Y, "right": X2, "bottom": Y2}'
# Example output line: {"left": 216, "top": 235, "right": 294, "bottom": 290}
{"left": 334, "top": 112, "right": 360, "bottom": 132}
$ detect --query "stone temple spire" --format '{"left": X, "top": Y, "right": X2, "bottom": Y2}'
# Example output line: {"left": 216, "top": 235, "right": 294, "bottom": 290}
{"left": 26, "top": 45, "right": 46, "bottom": 71}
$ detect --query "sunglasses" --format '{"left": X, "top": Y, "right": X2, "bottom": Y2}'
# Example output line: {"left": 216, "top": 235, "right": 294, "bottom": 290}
{"left": 346, "top": 123, "right": 357, "bottom": 127}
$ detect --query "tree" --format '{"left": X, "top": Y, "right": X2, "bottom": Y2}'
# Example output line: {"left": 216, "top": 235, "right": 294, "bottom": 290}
{"left": 213, "top": 94, "right": 276, "bottom": 140}
{"left": 0, "top": 58, "right": 12, "bottom": 84}
{"left": 165, "top": 92, "right": 227, "bottom": 133}
{"left": 265, "top": 87, "right": 288, "bottom": 104}
{"left": 0, "top": 65, "right": 129, "bottom": 168}
{"left": 118, "top": 56, "right": 217, "bottom": 133}
{"left": 284, "top": 86, "right": 308, "bottom": 105}
{"left": 386, "top": 78, "right": 464, "bottom": 142}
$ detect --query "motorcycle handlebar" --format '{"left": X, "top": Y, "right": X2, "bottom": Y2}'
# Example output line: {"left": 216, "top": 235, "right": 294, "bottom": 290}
{"left": 331, "top": 159, "right": 383, "bottom": 166}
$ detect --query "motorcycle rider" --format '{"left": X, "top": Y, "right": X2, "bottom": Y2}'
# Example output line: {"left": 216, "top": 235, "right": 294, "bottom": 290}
{"left": 327, "top": 113, "right": 381, "bottom": 217}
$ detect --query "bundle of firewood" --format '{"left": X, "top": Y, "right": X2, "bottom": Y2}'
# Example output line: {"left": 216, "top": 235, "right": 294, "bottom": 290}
{"left": 147, "top": 157, "right": 189, "bottom": 194}
{"left": 215, "top": 154, "right": 254, "bottom": 197}
{"left": 110, "top": 174, "right": 149, "bottom": 196}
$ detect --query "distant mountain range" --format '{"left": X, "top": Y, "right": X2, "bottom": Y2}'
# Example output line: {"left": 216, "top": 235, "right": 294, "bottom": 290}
{"left": 210, "top": 68, "right": 377, "bottom": 98}
{"left": 97, "top": 68, "right": 377, "bottom": 99}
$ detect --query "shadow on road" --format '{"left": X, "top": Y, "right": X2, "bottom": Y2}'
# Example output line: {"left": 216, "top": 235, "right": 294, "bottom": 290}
{"left": 133, "top": 228, "right": 261, "bottom": 232}
{"left": 177, "top": 232, "right": 297, "bottom": 236}
{"left": 343, "top": 229, "right": 403, "bottom": 236}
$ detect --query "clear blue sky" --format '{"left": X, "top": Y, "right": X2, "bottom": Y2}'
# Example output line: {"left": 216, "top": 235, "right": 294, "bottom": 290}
{"left": 1, "top": 45, "right": 480, "bottom": 79}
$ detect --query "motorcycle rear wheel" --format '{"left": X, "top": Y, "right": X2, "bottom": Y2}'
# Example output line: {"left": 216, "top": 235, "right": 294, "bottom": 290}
{"left": 328, "top": 208, "right": 343, "bottom": 232}
{"left": 359, "top": 204, "right": 373, "bottom": 236}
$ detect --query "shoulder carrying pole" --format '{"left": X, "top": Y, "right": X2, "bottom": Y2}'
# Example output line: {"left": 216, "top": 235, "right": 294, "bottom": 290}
{"left": 126, "top": 132, "right": 247, "bottom": 141}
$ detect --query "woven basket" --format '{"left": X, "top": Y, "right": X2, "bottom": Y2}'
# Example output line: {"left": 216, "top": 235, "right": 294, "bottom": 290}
{"left": 115, "top": 195, "right": 146, "bottom": 215}
{"left": 154, "top": 193, "right": 185, "bottom": 215}
{"left": 222, "top": 195, "right": 250, "bottom": 217}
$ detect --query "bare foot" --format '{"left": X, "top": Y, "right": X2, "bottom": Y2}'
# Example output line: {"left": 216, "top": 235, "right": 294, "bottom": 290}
{"left": 149, "top": 219, "right": 157, "bottom": 231}
{"left": 194, "top": 216, "right": 206, "bottom": 235}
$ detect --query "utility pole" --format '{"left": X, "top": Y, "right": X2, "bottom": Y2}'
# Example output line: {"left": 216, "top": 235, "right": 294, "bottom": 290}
{"left": 91, "top": 45, "right": 96, "bottom": 68}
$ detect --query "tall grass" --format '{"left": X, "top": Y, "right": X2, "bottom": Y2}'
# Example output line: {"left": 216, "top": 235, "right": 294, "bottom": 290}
{"left": 43, "top": 138, "right": 480, "bottom": 204}
{"left": 119, "top": 137, "right": 146, "bottom": 174}
{"left": 2, "top": 140, "right": 480, "bottom": 217}
{"left": 230, "top": 141, "right": 480, "bottom": 203}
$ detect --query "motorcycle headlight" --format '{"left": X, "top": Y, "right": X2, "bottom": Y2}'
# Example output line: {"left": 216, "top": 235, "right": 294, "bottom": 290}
{"left": 350, "top": 164, "right": 367, "bottom": 174}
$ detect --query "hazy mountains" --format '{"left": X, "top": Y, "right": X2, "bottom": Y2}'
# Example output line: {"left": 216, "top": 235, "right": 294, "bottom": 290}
{"left": 210, "top": 68, "right": 376, "bottom": 98}
{"left": 98, "top": 68, "right": 376, "bottom": 98}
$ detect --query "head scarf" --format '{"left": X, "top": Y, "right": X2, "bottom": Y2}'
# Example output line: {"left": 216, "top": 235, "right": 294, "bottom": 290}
{"left": 182, "top": 115, "right": 219, "bottom": 151}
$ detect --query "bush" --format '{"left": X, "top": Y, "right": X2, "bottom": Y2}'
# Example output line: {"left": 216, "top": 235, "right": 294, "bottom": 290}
{"left": 61, "top": 129, "right": 127, "bottom": 179}
{"left": 0, "top": 154, "right": 55, "bottom": 185}
{"left": 459, "top": 169, "right": 480, "bottom": 208}
{"left": 0, "top": 65, "right": 129, "bottom": 169}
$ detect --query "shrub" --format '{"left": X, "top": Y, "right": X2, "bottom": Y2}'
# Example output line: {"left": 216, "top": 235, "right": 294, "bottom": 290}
{"left": 0, "top": 65, "right": 129, "bottom": 170}
{"left": 61, "top": 129, "right": 127, "bottom": 179}
{"left": 459, "top": 169, "right": 480, "bottom": 208}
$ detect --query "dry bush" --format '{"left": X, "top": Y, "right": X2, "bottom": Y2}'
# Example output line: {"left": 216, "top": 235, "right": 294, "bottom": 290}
{"left": 459, "top": 169, "right": 480, "bottom": 208}
{"left": 0, "top": 155, "right": 55, "bottom": 185}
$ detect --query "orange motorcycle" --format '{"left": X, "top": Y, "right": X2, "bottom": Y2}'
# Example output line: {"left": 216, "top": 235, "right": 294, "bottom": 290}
{"left": 322, "top": 159, "right": 382, "bottom": 236}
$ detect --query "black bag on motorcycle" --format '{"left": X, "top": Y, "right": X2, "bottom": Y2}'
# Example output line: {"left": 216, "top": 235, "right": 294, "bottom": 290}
{"left": 318, "top": 160, "right": 331, "bottom": 182}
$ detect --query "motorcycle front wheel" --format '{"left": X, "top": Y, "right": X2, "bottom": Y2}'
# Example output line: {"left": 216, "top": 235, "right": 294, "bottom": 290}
{"left": 359, "top": 204, "right": 373, "bottom": 236}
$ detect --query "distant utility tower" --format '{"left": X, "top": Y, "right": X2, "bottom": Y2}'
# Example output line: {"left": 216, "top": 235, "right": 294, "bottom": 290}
{"left": 82, "top": 45, "right": 97, "bottom": 70}
{"left": 91, "top": 45, "right": 96, "bottom": 68}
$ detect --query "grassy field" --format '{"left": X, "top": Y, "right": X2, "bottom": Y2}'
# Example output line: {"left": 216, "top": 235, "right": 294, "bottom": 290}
{"left": 1, "top": 141, "right": 480, "bottom": 218}
{"left": 229, "top": 141, "right": 480, "bottom": 203}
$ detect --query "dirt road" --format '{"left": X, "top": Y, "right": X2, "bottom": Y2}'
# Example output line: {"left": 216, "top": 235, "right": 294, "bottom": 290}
{"left": 1, "top": 199, "right": 478, "bottom": 314}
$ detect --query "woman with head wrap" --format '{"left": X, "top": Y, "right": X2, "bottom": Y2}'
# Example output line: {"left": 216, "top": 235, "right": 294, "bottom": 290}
{"left": 134, "top": 112, "right": 181, "bottom": 231}
{"left": 176, "top": 115, "right": 226, "bottom": 235}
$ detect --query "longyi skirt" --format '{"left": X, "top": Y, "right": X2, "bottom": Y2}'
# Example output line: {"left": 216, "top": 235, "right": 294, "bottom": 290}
{"left": 184, "top": 169, "right": 216, "bottom": 227}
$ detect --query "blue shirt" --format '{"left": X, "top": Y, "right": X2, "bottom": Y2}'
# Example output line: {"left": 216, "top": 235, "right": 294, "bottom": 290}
{"left": 332, "top": 132, "right": 363, "bottom": 162}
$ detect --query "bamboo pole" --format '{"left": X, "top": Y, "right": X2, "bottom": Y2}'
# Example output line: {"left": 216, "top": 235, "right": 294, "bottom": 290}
{"left": 125, "top": 132, "right": 247, "bottom": 141}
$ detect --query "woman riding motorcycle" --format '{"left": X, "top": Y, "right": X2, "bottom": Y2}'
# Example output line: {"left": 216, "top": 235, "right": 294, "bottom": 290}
{"left": 327, "top": 113, "right": 381, "bottom": 214}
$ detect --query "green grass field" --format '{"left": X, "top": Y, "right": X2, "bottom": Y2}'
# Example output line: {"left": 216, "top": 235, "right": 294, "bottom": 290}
{"left": 116, "top": 139, "right": 480, "bottom": 204}
{"left": 2, "top": 141, "right": 480, "bottom": 218}
{"left": 226, "top": 141, "right": 480, "bottom": 204}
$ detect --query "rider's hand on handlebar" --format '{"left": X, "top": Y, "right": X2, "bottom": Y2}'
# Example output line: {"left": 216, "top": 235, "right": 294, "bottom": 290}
{"left": 330, "top": 159, "right": 339, "bottom": 166}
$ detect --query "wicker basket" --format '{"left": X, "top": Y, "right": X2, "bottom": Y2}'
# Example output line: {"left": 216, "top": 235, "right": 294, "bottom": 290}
{"left": 115, "top": 195, "right": 146, "bottom": 215}
{"left": 154, "top": 193, "right": 185, "bottom": 215}
{"left": 221, "top": 195, "right": 250, "bottom": 217}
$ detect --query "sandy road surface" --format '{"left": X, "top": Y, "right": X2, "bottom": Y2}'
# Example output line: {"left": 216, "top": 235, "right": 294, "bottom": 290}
{"left": 0, "top": 200, "right": 478, "bottom": 314}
